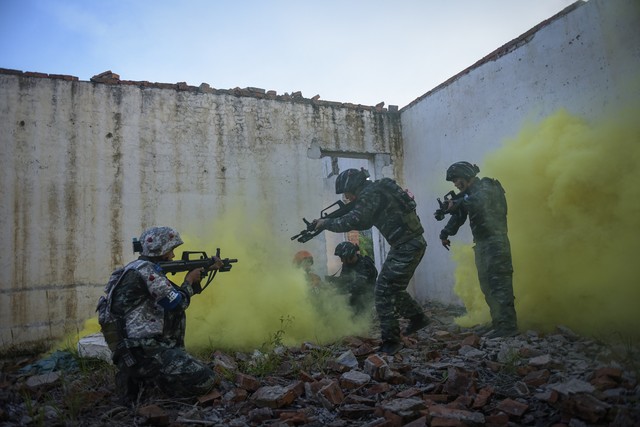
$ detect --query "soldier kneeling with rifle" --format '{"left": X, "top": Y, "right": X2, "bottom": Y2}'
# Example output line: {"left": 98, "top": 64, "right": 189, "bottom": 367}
{"left": 97, "top": 226, "right": 236, "bottom": 404}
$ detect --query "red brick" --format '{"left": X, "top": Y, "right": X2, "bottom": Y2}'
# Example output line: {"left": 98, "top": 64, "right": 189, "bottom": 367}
{"left": 339, "top": 404, "right": 377, "bottom": 419}
{"left": 278, "top": 409, "right": 309, "bottom": 424}
{"left": 472, "top": 386, "right": 494, "bottom": 408}
{"left": 496, "top": 398, "right": 528, "bottom": 417}
{"left": 235, "top": 373, "right": 260, "bottom": 391}
{"left": 442, "top": 367, "right": 476, "bottom": 396}
{"left": 561, "top": 393, "right": 610, "bottom": 423}
{"left": 286, "top": 381, "right": 304, "bottom": 397}
{"left": 383, "top": 409, "right": 404, "bottom": 427}
{"left": 197, "top": 389, "right": 222, "bottom": 405}
{"left": 225, "top": 387, "right": 248, "bottom": 402}
{"left": 523, "top": 369, "right": 550, "bottom": 386}
{"left": 402, "top": 415, "right": 427, "bottom": 426}
{"left": 364, "top": 382, "right": 391, "bottom": 396}
{"left": 397, "top": 387, "right": 422, "bottom": 398}
{"left": 251, "top": 385, "right": 297, "bottom": 409}
{"left": 460, "top": 334, "right": 480, "bottom": 347}
{"left": 428, "top": 405, "right": 485, "bottom": 424}
{"left": 319, "top": 380, "right": 344, "bottom": 405}
{"left": 423, "top": 394, "right": 450, "bottom": 403}
{"left": 299, "top": 370, "right": 315, "bottom": 382}
{"left": 594, "top": 367, "right": 622, "bottom": 380}
{"left": 485, "top": 412, "right": 509, "bottom": 426}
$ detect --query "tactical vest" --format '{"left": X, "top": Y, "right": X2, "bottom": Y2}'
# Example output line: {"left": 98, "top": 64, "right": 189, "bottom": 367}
{"left": 374, "top": 178, "right": 424, "bottom": 245}
{"left": 96, "top": 260, "right": 146, "bottom": 352}
{"left": 376, "top": 178, "right": 418, "bottom": 212}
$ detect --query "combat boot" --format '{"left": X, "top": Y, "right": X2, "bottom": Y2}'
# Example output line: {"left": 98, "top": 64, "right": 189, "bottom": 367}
{"left": 115, "top": 370, "right": 141, "bottom": 406}
{"left": 472, "top": 323, "right": 494, "bottom": 335}
{"left": 484, "top": 326, "right": 519, "bottom": 339}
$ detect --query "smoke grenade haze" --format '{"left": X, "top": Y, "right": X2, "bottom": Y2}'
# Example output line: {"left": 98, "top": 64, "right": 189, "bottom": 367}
{"left": 453, "top": 104, "right": 640, "bottom": 338}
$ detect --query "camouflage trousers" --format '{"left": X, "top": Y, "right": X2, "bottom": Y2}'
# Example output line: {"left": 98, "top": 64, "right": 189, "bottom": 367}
{"left": 115, "top": 342, "right": 217, "bottom": 398}
{"left": 474, "top": 234, "right": 517, "bottom": 330}
{"left": 375, "top": 235, "right": 427, "bottom": 342}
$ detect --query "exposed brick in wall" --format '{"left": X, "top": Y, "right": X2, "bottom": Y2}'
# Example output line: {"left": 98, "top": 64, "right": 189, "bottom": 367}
{"left": 0, "top": 68, "right": 398, "bottom": 113}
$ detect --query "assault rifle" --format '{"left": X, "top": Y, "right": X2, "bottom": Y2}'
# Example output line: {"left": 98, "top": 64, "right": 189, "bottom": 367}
{"left": 291, "top": 200, "right": 354, "bottom": 243}
{"left": 133, "top": 238, "right": 237, "bottom": 292}
{"left": 434, "top": 190, "right": 463, "bottom": 221}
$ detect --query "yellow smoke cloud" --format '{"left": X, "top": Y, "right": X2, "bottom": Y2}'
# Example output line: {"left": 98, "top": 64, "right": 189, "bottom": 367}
{"left": 182, "top": 207, "right": 372, "bottom": 351}
{"left": 454, "top": 106, "right": 640, "bottom": 338}
{"left": 70, "top": 207, "right": 372, "bottom": 352}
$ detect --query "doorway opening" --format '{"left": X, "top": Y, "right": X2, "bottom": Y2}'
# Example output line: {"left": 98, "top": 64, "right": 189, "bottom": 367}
{"left": 319, "top": 156, "right": 385, "bottom": 277}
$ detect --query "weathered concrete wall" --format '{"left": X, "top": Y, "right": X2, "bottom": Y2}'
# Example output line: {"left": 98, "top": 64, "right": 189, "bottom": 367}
{"left": 401, "top": 0, "right": 640, "bottom": 304}
{"left": 0, "top": 74, "right": 402, "bottom": 349}
{"left": 3, "top": 0, "right": 637, "bottom": 350}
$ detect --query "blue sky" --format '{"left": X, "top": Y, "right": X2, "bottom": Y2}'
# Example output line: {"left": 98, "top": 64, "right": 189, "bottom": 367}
{"left": 0, "top": 0, "right": 578, "bottom": 107}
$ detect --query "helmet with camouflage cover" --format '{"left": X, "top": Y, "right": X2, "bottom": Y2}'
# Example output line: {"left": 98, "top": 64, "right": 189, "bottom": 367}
{"left": 335, "top": 168, "right": 370, "bottom": 194}
{"left": 446, "top": 161, "right": 480, "bottom": 181}
{"left": 334, "top": 241, "right": 359, "bottom": 259}
{"left": 139, "top": 226, "right": 184, "bottom": 257}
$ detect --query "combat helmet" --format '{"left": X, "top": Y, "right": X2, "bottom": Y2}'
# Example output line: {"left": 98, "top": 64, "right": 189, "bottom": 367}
{"left": 335, "top": 168, "right": 370, "bottom": 194}
{"left": 139, "top": 226, "right": 183, "bottom": 257}
{"left": 446, "top": 161, "right": 480, "bottom": 181}
{"left": 334, "top": 241, "right": 359, "bottom": 259}
{"left": 293, "top": 250, "right": 314, "bottom": 267}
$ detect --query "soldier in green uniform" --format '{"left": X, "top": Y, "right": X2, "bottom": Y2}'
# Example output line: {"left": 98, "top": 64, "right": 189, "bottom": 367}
{"left": 326, "top": 241, "right": 378, "bottom": 315}
{"left": 97, "top": 226, "right": 223, "bottom": 403}
{"left": 438, "top": 162, "right": 518, "bottom": 338}
{"left": 314, "top": 168, "right": 429, "bottom": 355}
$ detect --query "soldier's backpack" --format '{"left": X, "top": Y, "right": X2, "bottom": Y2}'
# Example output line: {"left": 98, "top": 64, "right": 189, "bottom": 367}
{"left": 376, "top": 177, "right": 417, "bottom": 212}
{"left": 96, "top": 260, "right": 146, "bottom": 354}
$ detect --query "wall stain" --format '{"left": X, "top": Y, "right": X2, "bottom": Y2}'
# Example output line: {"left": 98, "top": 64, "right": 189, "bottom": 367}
{"left": 61, "top": 80, "right": 79, "bottom": 321}
{"left": 2, "top": 78, "right": 400, "bottom": 349}
{"left": 109, "top": 98, "right": 124, "bottom": 267}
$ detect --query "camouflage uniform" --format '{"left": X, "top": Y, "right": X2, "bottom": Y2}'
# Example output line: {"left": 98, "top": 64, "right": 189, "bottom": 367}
{"left": 323, "top": 179, "right": 427, "bottom": 344}
{"left": 330, "top": 254, "right": 378, "bottom": 314}
{"left": 440, "top": 177, "right": 517, "bottom": 333}
{"left": 98, "top": 227, "right": 216, "bottom": 401}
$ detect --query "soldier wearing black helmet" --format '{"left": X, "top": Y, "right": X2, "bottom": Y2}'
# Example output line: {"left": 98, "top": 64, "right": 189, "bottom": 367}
{"left": 314, "top": 168, "right": 430, "bottom": 355}
{"left": 327, "top": 241, "right": 378, "bottom": 315}
{"left": 439, "top": 162, "right": 518, "bottom": 338}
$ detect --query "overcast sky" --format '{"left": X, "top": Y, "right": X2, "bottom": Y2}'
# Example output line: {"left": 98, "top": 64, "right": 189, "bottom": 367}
{"left": 1, "top": 0, "right": 579, "bottom": 107}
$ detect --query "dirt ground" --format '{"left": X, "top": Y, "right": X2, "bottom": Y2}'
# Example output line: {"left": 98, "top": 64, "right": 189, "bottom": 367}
{"left": 1, "top": 301, "right": 639, "bottom": 426}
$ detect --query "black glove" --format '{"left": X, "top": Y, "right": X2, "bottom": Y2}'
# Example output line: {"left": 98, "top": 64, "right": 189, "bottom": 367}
{"left": 191, "top": 280, "right": 203, "bottom": 295}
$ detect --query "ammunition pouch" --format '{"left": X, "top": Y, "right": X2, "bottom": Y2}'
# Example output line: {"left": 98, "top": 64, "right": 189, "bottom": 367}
{"left": 113, "top": 340, "right": 138, "bottom": 368}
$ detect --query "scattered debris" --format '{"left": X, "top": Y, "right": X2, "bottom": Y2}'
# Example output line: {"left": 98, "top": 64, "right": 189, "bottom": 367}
{"left": 1, "top": 302, "right": 638, "bottom": 426}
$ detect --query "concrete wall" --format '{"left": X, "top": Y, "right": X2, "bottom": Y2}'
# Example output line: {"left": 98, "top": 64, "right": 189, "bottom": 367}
{"left": 401, "top": 0, "right": 640, "bottom": 304}
{"left": 3, "top": 0, "right": 638, "bottom": 350}
{"left": 0, "top": 75, "right": 402, "bottom": 349}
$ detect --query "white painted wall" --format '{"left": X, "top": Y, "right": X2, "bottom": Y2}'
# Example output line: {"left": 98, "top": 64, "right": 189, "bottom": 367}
{"left": 401, "top": 0, "right": 640, "bottom": 304}
{"left": 0, "top": 79, "right": 402, "bottom": 348}
{"left": 2, "top": 0, "right": 637, "bottom": 349}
